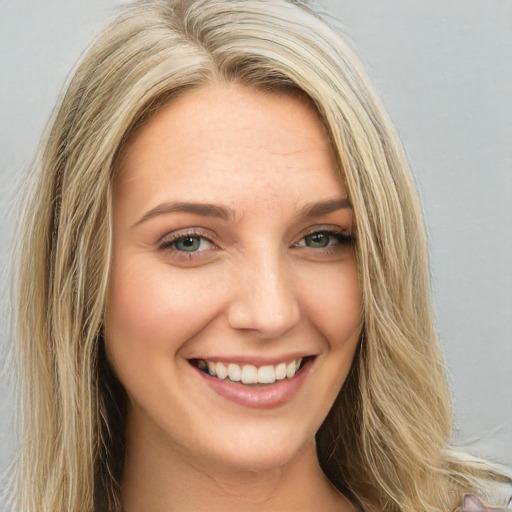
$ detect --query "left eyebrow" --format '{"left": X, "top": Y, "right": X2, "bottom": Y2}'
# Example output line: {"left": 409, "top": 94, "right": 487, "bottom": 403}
{"left": 299, "top": 198, "right": 352, "bottom": 218}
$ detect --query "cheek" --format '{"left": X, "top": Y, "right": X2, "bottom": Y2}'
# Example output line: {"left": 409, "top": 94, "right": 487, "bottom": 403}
{"left": 300, "top": 258, "right": 362, "bottom": 351}
{"left": 104, "top": 256, "right": 224, "bottom": 369}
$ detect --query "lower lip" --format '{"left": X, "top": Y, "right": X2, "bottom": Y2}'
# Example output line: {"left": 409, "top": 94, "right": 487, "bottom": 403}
{"left": 193, "top": 359, "right": 313, "bottom": 409}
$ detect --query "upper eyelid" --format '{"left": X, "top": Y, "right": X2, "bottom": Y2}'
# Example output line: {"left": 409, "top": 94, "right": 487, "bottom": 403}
{"left": 157, "top": 228, "right": 216, "bottom": 246}
{"left": 297, "top": 225, "right": 352, "bottom": 239}
{"left": 302, "top": 226, "right": 350, "bottom": 234}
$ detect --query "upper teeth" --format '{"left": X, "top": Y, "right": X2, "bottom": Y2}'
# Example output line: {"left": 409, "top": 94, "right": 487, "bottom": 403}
{"left": 197, "top": 358, "right": 303, "bottom": 384}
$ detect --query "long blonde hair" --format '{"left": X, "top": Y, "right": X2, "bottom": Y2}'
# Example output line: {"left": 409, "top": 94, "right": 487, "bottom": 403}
{"left": 13, "top": 1, "right": 510, "bottom": 511}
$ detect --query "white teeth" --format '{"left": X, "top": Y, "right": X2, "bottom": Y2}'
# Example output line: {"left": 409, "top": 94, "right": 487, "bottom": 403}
{"left": 197, "top": 357, "right": 307, "bottom": 385}
{"left": 275, "top": 362, "right": 287, "bottom": 380}
{"left": 286, "top": 361, "right": 297, "bottom": 378}
{"left": 215, "top": 362, "right": 228, "bottom": 380}
{"left": 241, "top": 365, "right": 258, "bottom": 384}
{"left": 257, "top": 365, "right": 276, "bottom": 384}
{"left": 228, "top": 363, "right": 241, "bottom": 382}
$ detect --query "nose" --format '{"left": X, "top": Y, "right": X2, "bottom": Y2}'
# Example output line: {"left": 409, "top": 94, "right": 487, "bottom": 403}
{"left": 227, "top": 249, "right": 301, "bottom": 339}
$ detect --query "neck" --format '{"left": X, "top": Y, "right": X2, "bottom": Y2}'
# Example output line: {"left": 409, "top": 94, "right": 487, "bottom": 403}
{"left": 120, "top": 422, "right": 355, "bottom": 512}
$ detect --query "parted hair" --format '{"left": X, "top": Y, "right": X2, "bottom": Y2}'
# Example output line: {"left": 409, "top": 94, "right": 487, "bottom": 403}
{"left": 13, "top": 1, "right": 510, "bottom": 511}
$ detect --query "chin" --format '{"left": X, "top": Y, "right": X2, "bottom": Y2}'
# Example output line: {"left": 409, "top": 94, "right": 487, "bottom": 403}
{"left": 193, "top": 423, "right": 316, "bottom": 473}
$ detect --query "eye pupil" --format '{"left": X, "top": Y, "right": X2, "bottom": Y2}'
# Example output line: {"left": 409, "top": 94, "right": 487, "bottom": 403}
{"left": 176, "top": 236, "right": 200, "bottom": 252}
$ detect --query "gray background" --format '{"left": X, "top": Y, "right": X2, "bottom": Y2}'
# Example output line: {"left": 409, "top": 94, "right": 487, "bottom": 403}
{"left": 1, "top": 0, "right": 511, "bottom": 494}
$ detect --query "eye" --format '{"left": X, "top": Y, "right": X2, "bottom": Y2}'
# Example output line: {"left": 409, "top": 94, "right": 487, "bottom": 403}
{"left": 295, "top": 230, "right": 353, "bottom": 249}
{"left": 173, "top": 235, "right": 207, "bottom": 252}
{"left": 158, "top": 231, "right": 216, "bottom": 254}
{"left": 303, "top": 232, "right": 337, "bottom": 248}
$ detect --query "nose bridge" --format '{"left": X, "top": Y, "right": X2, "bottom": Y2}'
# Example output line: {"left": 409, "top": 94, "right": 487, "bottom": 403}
{"left": 227, "top": 243, "right": 300, "bottom": 337}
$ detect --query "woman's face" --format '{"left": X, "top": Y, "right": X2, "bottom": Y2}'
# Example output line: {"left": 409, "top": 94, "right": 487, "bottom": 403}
{"left": 106, "top": 83, "right": 362, "bottom": 472}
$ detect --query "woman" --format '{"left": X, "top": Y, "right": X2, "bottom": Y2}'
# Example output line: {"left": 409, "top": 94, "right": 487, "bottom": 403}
{"left": 12, "top": 1, "right": 511, "bottom": 511}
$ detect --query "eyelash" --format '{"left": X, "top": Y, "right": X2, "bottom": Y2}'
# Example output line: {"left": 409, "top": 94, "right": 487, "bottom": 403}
{"left": 157, "top": 229, "right": 218, "bottom": 258}
{"left": 293, "top": 229, "right": 353, "bottom": 251}
{"left": 157, "top": 228, "right": 353, "bottom": 259}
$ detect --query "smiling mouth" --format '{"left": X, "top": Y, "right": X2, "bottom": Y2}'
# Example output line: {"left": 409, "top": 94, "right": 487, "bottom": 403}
{"left": 189, "top": 357, "right": 312, "bottom": 385}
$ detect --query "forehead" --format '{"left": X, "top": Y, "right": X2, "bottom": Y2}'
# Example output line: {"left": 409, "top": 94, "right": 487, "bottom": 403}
{"left": 120, "top": 83, "right": 334, "bottom": 162}
{"left": 115, "top": 82, "right": 346, "bottom": 217}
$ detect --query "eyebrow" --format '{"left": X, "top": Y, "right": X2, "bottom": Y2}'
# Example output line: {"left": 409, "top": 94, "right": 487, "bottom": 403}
{"left": 133, "top": 197, "right": 351, "bottom": 228}
{"left": 133, "top": 201, "right": 237, "bottom": 227}
{"left": 299, "top": 198, "right": 351, "bottom": 218}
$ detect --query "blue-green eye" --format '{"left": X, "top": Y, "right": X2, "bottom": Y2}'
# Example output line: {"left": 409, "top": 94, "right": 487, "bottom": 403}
{"left": 300, "top": 231, "right": 352, "bottom": 249}
{"left": 174, "top": 236, "right": 202, "bottom": 252}
{"left": 160, "top": 233, "right": 215, "bottom": 253}
{"left": 304, "top": 232, "right": 332, "bottom": 248}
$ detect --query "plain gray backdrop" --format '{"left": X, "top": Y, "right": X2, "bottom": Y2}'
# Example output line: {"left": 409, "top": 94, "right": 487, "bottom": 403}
{"left": 1, "top": 0, "right": 511, "bottom": 496}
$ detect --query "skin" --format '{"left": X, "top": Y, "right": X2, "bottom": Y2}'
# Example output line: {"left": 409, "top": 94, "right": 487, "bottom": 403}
{"left": 106, "top": 82, "right": 362, "bottom": 512}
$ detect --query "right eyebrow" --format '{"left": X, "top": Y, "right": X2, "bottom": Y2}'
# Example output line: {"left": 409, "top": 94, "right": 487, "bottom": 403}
{"left": 131, "top": 201, "right": 237, "bottom": 229}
